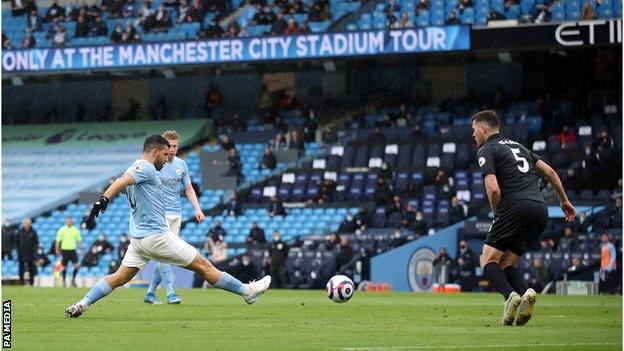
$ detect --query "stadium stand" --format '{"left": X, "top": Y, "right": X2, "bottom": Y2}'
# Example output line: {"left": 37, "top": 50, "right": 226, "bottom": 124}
{"left": 2, "top": 0, "right": 620, "bottom": 49}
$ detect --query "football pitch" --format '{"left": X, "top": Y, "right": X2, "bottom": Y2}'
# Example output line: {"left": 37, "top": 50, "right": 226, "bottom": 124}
{"left": 2, "top": 287, "right": 621, "bottom": 351}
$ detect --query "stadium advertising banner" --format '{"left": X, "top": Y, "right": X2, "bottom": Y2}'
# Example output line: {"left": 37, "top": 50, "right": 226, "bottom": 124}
{"left": 1, "top": 26, "right": 470, "bottom": 73}
{"left": 2, "top": 119, "right": 212, "bottom": 147}
{"left": 472, "top": 19, "right": 622, "bottom": 50}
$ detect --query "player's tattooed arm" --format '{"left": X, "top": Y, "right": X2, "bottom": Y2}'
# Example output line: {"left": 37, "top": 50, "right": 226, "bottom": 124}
{"left": 534, "top": 160, "right": 576, "bottom": 221}
{"left": 483, "top": 174, "right": 501, "bottom": 215}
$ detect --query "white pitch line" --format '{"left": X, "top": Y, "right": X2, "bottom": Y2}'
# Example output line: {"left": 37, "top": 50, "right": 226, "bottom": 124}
{"left": 339, "top": 342, "right": 622, "bottom": 351}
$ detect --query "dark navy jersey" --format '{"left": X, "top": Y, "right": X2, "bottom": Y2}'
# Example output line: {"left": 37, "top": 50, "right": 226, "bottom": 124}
{"left": 476, "top": 133, "right": 546, "bottom": 205}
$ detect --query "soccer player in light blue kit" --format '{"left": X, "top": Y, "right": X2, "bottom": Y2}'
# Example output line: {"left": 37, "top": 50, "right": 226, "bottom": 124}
{"left": 65, "top": 135, "right": 271, "bottom": 318}
{"left": 143, "top": 130, "right": 205, "bottom": 305}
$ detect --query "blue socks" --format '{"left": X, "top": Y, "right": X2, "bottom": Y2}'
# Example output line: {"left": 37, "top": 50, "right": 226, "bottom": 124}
{"left": 213, "top": 272, "right": 249, "bottom": 296}
{"left": 158, "top": 263, "right": 175, "bottom": 296}
{"left": 146, "top": 262, "right": 176, "bottom": 296}
{"left": 147, "top": 263, "right": 162, "bottom": 295}
{"left": 79, "top": 278, "right": 112, "bottom": 307}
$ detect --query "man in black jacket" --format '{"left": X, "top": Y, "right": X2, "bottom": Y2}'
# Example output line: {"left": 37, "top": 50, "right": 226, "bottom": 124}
{"left": 246, "top": 222, "right": 266, "bottom": 245}
{"left": 258, "top": 147, "right": 277, "bottom": 170}
{"left": 456, "top": 240, "right": 478, "bottom": 291}
{"left": 2, "top": 221, "right": 15, "bottom": 260}
{"left": 449, "top": 196, "right": 466, "bottom": 224}
{"left": 268, "top": 231, "right": 288, "bottom": 288}
{"left": 15, "top": 217, "right": 39, "bottom": 286}
{"left": 268, "top": 196, "right": 286, "bottom": 217}
{"left": 226, "top": 193, "right": 242, "bottom": 217}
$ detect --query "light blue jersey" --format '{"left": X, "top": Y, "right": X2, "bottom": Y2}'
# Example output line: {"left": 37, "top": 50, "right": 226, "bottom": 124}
{"left": 158, "top": 156, "right": 191, "bottom": 216}
{"left": 125, "top": 159, "right": 169, "bottom": 238}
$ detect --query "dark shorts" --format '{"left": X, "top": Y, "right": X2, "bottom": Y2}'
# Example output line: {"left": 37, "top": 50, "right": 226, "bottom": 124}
{"left": 61, "top": 250, "right": 79, "bottom": 266}
{"left": 485, "top": 200, "right": 549, "bottom": 256}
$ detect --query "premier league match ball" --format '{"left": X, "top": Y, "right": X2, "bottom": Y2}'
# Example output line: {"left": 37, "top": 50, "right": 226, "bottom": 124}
{"left": 326, "top": 275, "right": 355, "bottom": 303}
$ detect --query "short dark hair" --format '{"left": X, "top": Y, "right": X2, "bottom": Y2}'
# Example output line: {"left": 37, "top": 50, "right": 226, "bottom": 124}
{"left": 143, "top": 135, "right": 170, "bottom": 152}
{"left": 471, "top": 110, "right": 500, "bottom": 129}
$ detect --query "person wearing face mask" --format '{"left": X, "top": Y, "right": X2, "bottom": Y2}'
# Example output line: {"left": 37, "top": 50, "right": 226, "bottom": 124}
{"left": 410, "top": 210, "right": 427, "bottom": 236}
{"left": 338, "top": 213, "right": 358, "bottom": 233}
{"left": 268, "top": 231, "right": 288, "bottom": 288}
{"left": 82, "top": 246, "right": 100, "bottom": 269}
{"left": 235, "top": 254, "right": 258, "bottom": 284}
{"left": 91, "top": 233, "right": 114, "bottom": 256}
{"left": 117, "top": 233, "right": 130, "bottom": 260}
{"left": 456, "top": 240, "right": 477, "bottom": 291}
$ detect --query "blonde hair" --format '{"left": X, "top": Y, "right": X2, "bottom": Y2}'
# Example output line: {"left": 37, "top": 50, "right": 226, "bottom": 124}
{"left": 163, "top": 130, "right": 180, "bottom": 140}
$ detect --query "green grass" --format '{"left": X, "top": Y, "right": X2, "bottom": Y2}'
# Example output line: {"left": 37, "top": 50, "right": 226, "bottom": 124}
{"left": 2, "top": 287, "right": 621, "bottom": 350}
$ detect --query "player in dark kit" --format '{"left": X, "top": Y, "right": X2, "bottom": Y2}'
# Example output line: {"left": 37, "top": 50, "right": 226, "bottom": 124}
{"left": 471, "top": 110, "right": 576, "bottom": 326}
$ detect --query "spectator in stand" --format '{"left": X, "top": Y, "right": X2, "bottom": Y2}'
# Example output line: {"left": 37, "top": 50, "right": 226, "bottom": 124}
{"left": 401, "top": 204, "right": 416, "bottom": 228}
{"left": 566, "top": 257, "right": 593, "bottom": 281}
{"left": 273, "top": 12, "right": 288, "bottom": 33}
{"left": 287, "top": 130, "right": 305, "bottom": 155}
{"left": 2, "top": 221, "right": 14, "bottom": 260}
{"left": 235, "top": 253, "right": 258, "bottom": 283}
{"left": 219, "top": 135, "right": 236, "bottom": 151}
{"left": 52, "top": 25, "right": 67, "bottom": 48}
{"left": 529, "top": 257, "right": 549, "bottom": 292}
{"left": 446, "top": 10, "right": 459, "bottom": 24}
{"left": 303, "top": 108, "right": 318, "bottom": 142}
{"left": 326, "top": 233, "right": 339, "bottom": 250}
{"left": 109, "top": 0, "right": 124, "bottom": 18}
{"left": 610, "top": 196, "right": 622, "bottom": 228}
{"left": 600, "top": 231, "right": 618, "bottom": 294}
{"left": 581, "top": 0, "right": 598, "bottom": 19}
{"left": 82, "top": 246, "right": 100, "bottom": 269}
{"left": 459, "top": 0, "right": 473, "bottom": 11}
{"left": 268, "top": 196, "right": 287, "bottom": 217}
{"left": 354, "top": 205, "right": 368, "bottom": 230}
{"left": 559, "top": 227, "right": 578, "bottom": 251}
{"left": 386, "top": 0, "right": 401, "bottom": 12}
{"left": 110, "top": 24, "right": 124, "bottom": 43}
{"left": 410, "top": 210, "right": 427, "bottom": 235}
{"left": 123, "top": 0, "right": 139, "bottom": 17}
{"left": 226, "top": 148, "right": 243, "bottom": 182}
{"left": 15, "top": 218, "right": 38, "bottom": 286}
{"left": 145, "top": 4, "right": 173, "bottom": 32}
{"left": 135, "top": 0, "right": 155, "bottom": 28}
{"left": 273, "top": 115, "right": 288, "bottom": 134}
{"left": 11, "top": 0, "right": 28, "bottom": 16}
{"left": 416, "top": 0, "right": 430, "bottom": 14}
{"left": 400, "top": 12, "right": 412, "bottom": 28}
{"left": 258, "top": 147, "right": 277, "bottom": 170}
{"left": 317, "top": 178, "right": 335, "bottom": 204}
{"left": 456, "top": 240, "right": 477, "bottom": 291}
{"left": 117, "top": 233, "right": 130, "bottom": 259}
{"left": 20, "top": 29, "right": 36, "bottom": 48}
{"left": 90, "top": 15, "right": 108, "bottom": 36}
{"left": 268, "top": 231, "right": 288, "bottom": 288}
{"left": 388, "top": 195, "right": 405, "bottom": 217}
{"left": 434, "top": 170, "right": 451, "bottom": 193}
{"left": 572, "top": 211, "right": 591, "bottom": 234}
{"left": 557, "top": 125, "right": 577, "bottom": 147}
{"left": 207, "top": 220, "right": 227, "bottom": 243}
{"left": 226, "top": 193, "right": 243, "bottom": 217}
{"left": 90, "top": 233, "right": 114, "bottom": 256}
{"left": 379, "top": 160, "right": 393, "bottom": 181}
{"left": 369, "top": 127, "right": 387, "bottom": 144}
{"left": 75, "top": 14, "right": 89, "bottom": 37}
{"left": 411, "top": 123, "right": 426, "bottom": 142}
{"left": 224, "top": 21, "right": 241, "bottom": 37}
{"left": 449, "top": 196, "right": 466, "bottom": 224}
{"left": 186, "top": 1, "right": 202, "bottom": 22}
{"left": 268, "top": 133, "right": 287, "bottom": 151}
{"left": 26, "top": 9, "right": 43, "bottom": 32}
{"left": 374, "top": 177, "right": 393, "bottom": 206}
{"left": 2, "top": 33, "right": 12, "bottom": 51}
{"left": 308, "top": 2, "right": 323, "bottom": 21}
{"left": 284, "top": 18, "right": 299, "bottom": 34}
{"left": 122, "top": 22, "right": 141, "bottom": 42}
{"left": 299, "top": 21, "right": 311, "bottom": 33}
{"left": 338, "top": 213, "right": 358, "bottom": 233}
{"left": 337, "top": 236, "right": 354, "bottom": 274}
{"left": 246, "top": 222, "right": 266, "bottom": 245}
{"left": 206, "top": 235, "right": 228, "bottom": 268}
{"left": 388, "top": 14, "right": 400, "bottom": 28}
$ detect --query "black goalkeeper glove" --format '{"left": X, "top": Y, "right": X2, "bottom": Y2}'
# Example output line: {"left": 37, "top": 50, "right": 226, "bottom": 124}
{"left": 88, "top": 196, "right": 110, "bottom": 220}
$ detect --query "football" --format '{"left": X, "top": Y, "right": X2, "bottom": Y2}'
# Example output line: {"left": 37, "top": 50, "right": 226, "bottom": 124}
{"left": 326, "top": 275, "right": 355, "bottom": 303}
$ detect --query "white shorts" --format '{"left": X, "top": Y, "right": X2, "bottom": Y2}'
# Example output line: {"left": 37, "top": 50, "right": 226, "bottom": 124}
{"left": 121, "top": 232, "right": 198, "bottom": 270}
{"left": 166, "top": 215, "right": 182, "bottom": 236}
